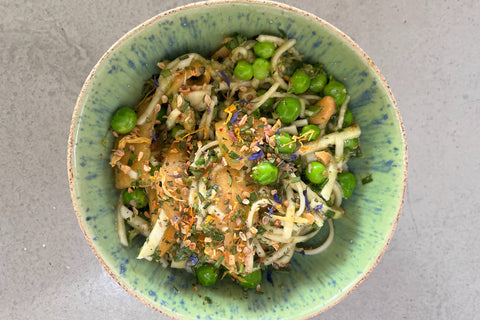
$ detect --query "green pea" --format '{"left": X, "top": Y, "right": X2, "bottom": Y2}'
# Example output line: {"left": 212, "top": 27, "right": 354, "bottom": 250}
{"left": 300, "top": 125, "right": 321, "bottom": 141}
{"left": 234, "top": 60, "right": 253, "bottom": 80}
{"left": 344, "top": 138, "right": 358, "bottom": 150}
{"left": 123, "top": 189, "right": 148, "bottom": 209}
{"left": 257, "top": 89, "right": 275, "bottom": 110}
{"left": 275, "top": 132, "right": 295, "bottom": 154}
{"left": 323, "top": 78, "right": 347, "bottom": 106}
{"left": 343, "top": 108, "right": 355, "bottom": 127}
{"left": 111, "top": 107, "right": 137, "bottom": 134}
{"left": 239, "top": 269, "right": 262, "bottom": 288}
{"left": 306, "top": 161, "right": 327, "bottom": 184}
{"left": 170, "top": 124, "right": 186, "bottom": 139}
{"left": 309, "top": 71, "right": 328, "bottom": 93}
{"left": 276, "top": 97, "right": 301, "bottom": 124}
{"left": 252, "top": 58, "right": 270, "bottom": 80}
{"left": 337, "top": 172, "right": 356, "bottom": 198}
{"left": 196, "top": 265, "right": 218, "bottom": 287}
{"left": 290, "top": 70, "right": 311, "bottom": 94}
{"left": 252, "top": 162, "right": 278, "bottom": 185}
{"left": 253, "top": 41, "right": 275, "bottom": 59}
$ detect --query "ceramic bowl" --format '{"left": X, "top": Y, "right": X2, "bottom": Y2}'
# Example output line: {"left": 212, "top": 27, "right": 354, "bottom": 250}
{"left": 68, "top": 1, "right": 407, "bottom": 319}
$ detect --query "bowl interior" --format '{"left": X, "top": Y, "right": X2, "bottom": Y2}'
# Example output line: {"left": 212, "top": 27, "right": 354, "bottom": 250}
{"left": 69, "top": 2, "right": 406, "bottom": 319}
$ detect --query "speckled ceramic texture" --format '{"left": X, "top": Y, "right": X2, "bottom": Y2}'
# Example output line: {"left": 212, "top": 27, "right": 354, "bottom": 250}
{"left": 68, "top": 1, "right": 407, "bottom": 319}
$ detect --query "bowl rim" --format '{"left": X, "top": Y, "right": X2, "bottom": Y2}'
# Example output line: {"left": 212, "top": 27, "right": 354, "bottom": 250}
{"left": 67, "top": 0, "right": 408, "bottom": 319}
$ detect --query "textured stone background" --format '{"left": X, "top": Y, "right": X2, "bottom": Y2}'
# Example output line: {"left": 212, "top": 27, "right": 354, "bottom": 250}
{"left": 1, "top": 0, "right": 479, "bottom": 319}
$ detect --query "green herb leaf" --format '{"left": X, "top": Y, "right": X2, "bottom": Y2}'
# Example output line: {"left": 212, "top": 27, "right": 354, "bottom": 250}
{"left": 361, "top": 174, "right": 373, "bottom": 185}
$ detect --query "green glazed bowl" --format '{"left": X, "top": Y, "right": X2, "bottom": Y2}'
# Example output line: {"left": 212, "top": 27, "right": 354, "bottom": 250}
{"left": 68, "top": 1, "right": 407, "bottom": 319}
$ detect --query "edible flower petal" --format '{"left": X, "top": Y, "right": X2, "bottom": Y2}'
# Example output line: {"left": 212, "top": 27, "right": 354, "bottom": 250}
{"left": 303, "top": 190, "right": 310, "bottom": 211}
{"left": 219, "top": 70, "right": 230, "bottom": 88}
{"left": 248, "top": 149, "right": 263, "bottom": 160}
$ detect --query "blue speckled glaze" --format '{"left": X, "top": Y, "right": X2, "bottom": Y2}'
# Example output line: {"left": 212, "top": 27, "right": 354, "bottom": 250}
{"left": 69, "top": 1, "right": 406, "bottom": 319}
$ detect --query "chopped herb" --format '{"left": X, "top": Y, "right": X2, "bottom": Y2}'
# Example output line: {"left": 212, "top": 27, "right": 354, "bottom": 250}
{"left": 214, "top": 255, "right": 225, "bottom": 268}
{"left": 221, "top": 144, "right": 229, "bottom": 153}
{"left": 249, "top": 192, "right": 257, "bottom": 203}
{"left": 173, "top": 246, "right": 196, "bottom": 261}
{"left": 160, "top": 69, "right": 172, "bottom": 78}
{"left": 236, "top": 194, "right": 243, "bottom": 203}
{"left": 181, "top": 100, "right": 190, "bottom": 112}
{"left": 362, "top": 174, "right": 373, "bottom": 185}
{"left": 256, "top": 225, "right": 267, "bottom": 235}
{"left": 228, "top": 175, "right": 233, "bottom": 187}
{"left": 228, "top": 151, "right": 240, "bottom": 159}
{"left": 195, "top": 156, "right": 206, "bottom": 166}
{"left": 325, "top": 210, "right": 335, "bottom": 219}
{"left": 179, "top": 139, "right": 187, "bottom": 150}
{"left": 224, "top": 33, "right": 247, "bottom": 51}
{"left": 179, "top": 54, "right": 190, "bottom": 60}
{"left": 127, "top": 152, "right": 136, "bottom": 166}
{"left": 204, "top": 296, "right": 213, "bottom": 305}
{"left": 290, "top": 177, "right": 301, "bottom": 183}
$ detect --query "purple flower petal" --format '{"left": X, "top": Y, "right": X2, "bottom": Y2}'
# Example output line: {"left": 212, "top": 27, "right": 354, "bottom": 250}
{"left": 219, "top": 70, "right": 230, "bottom": 88}
{"left": 186, "top": 255, "right": 198, "bottom": 267}
{"left": 168, "top": 174, "right": 182, "bottom": 178}
{"left": 314, "top": 204, "right": 324, "bottom": 214}
{"left": 273, "top": 193, "right": 282, "bottom": 204}
{"left": 268, "top": 206, "right": 274, "bottom": 217}
{"left": 248, "top": 149, "right": 263, "bottom": 160}
{"left": 303, "top": 190, "right": 310, "bottom": 211}
{"left": 230, "top": 111, "right": 239, "bottom": 124}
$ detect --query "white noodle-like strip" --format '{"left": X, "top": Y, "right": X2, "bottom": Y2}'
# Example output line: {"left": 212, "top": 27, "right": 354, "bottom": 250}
{"left": 335, "top": 95, "right": 350, "bottom": 130}
{"left": 272, "top": 72, "right": 289, "bottom": 90}
{"left": 253, "top": 239, "right": 266, "bottom": 258}
{"left": 335, "top": 135, "right": 344, "bottom": 164}
{"left": 299, "top": 94, "right": 323, "bottom": 101}
{"left": 191, "top": 141, "right": 219, "bottom": 165}
{"left": 299, "top": 98, "right": 306, "bottom": 118}
{"left": 270, "top": 38, "right": 296, "bottom": 72}
{"left": 256, "top": 35, "right": 286, "bottom": 45}
{"left": 303, "top": 219, "right": 334, "bottom": 255}
{"left": 137, "top": 88, "right": 163, "bottom": 126}
{"left": 166, "top": 109, "right": 182, "bottom": 130}
{"left": 287, "top": 179, "right": 342, "bottom": 220}
{"left": 117, "top": 208, "right": 128, "bottom": 247}
{"left": 320, "top": 160, "right": 338, "bottom": 201}
{"left": 332, "top": 181, "right": 344, "bottom": 208}
{"left": 137, "top": 209, "right": 169, "bottom": 259}
{"left": 279, "top": 125, "right": 298, "bottom": 136}
{"left": 248, "top": 82, "right": 280, "bottom": 113}
{"left": 291, "top": 119, "right": 309, "bottom": 127}
{"left": 282, "top": 187, "right": 295, "bottom": 239}
{"left": 262, "top": 243, "right": 296, "bottom": 266}
{"left": 117, "top": 204, "right": 150, "bottom": 237}
{"left": 247, "top": 199, "right": 273, "bottom": 228}
{"left": 188, "top": 180, "right": 198, "bottom": 207}
{"left": 294, "top": 125, "right": 361, "bottom": 156}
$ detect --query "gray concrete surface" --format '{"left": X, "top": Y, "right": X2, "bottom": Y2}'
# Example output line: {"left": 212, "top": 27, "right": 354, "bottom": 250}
{"left": 1, "top": 0, "right": 479, "bottom": 319}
